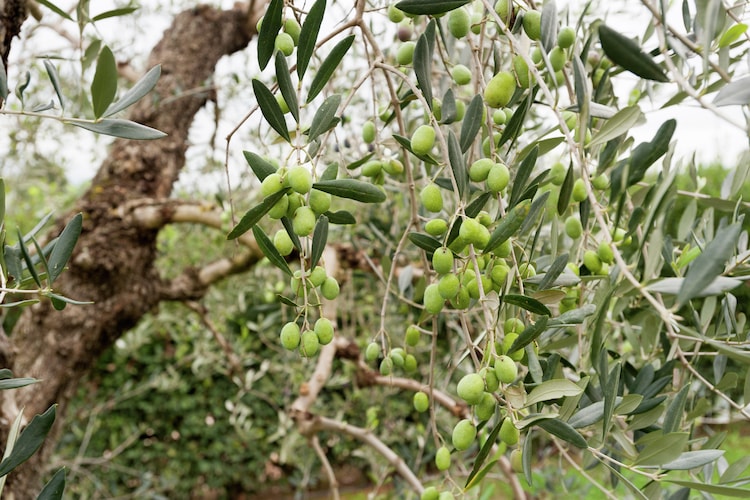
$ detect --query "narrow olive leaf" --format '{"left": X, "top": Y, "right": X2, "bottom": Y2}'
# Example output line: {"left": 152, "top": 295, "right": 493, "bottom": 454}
{"left": 91, "top": 45, "right": 118, "bottom": 119}
{"left": 37, "top": 467, "right": 66, "bottom": 500}
{"left": 257, "top": 0, "right": 283, "bottom": 70}
{"left": 464, "top": 460, "right": 498, "bottom": 492}
{"left": 447, "top": 131, "right": 467, "bottom": 199}
{"left": 395, "top": 0, "right": 470, "bottom": 15}
{"left": 272, "top": 219, "right": 299, "bottom": 254}
{"left": 414, "top": 32, "right": 433, "bottom": 109}
{"left": 312, "top": 179, "right": 385, "bottom": 203}
{"left": 537, "top": 254, "right": 569, "bottom": 291}
{"left": 13, "top": 71, "right": 30, "bottom": 104}
{"left": 440, "top": 88, "right": 457, "bottom": 124}
{"left": 227, "top": 190, "right": 288, "bottom": 239}
{"left": 589, "top": 105, "right": 643, "bottom": 147}
{"left": 0, "top": 300, "right": 39, "bottom": 309}
{"left": 720, "top": 455, "right": 750, "bottom": 484}
{"left": 460, "top": 95, "right": 484, "bottom": 152}
{"left": 0, "top": 178, "right": 5, "bottom": 226}
{"left": 4, "top": 246, "right": 23, "bottom": 284}
{"left": 569, "top": 401, "right": 607, "bottom": 428}
{"left": 629, "top": 119, "right": 676, "bottom": 185}
{"left": 634, "top": 432, "right": 689, "bottom": 466}
{"left": 519, "top": 190, "right": 548, "bottom": 234}
{"left": 408, "top": 232, "right": 442, "bottom": 254}
{"left": 91, "top": 7, "right": 138, "bottom": 22}
{"left": 718, "top": 23, "right": 748, "bottom": 48}
{"left": 465, "top": 192, "right": 491, "bottom": 218}
{"left": 68, "top": 119, "right": 166, "bottom": 139}
{"left": 0, "top": 370, "right": 12, "bottom": 380}
{"left": 536, "top": 418, "right": 588, "bottom": 448}
{"left": 252, "top": 79, "right": 290, "bottom": 142}
{"left": 666, "top": 479, "right": 750, "bottom": 497}
{"left": 540, "top": 0, "right": 558, "bottom": 52}
{"left": 508, "top": 316, "right": 548, "bottom": 353}
{"left": 45, "top": 292, "right": 92, "bottom": 307}
{"left": 308, "top": 94, "right": 341, "bottom": 142}
{"left": 307, "top": 34, "right": 355, "bottom": 103}
{"left": 599, "top": 24, "right": 668, "bottom": 82}
{"left": 502, "top": 294, "right": 551, "bottom": 316}
{"left": 0, "top": 405, "right": 56, "bottom": 476}
{"left": 509, "top": 146, "right": 538, "bottom": 208}
{"left": 600, "top": 462, "right": 649, "bottom": 500}
{"left": 310, "top": 215, "right": 328, "bottom": 269}
{"left": 557, "top": 164, "right": 574, "bottom": 216}
{"left": 0, "top": 410, "right": 23, "bottom": 493}
{"left": 297, "top": 0, "right": 326, "bottom": 79}
{"left": 252, "top": 226, "right": 292, "bottom": 276}
{"left": 104, "top": 65, "right": 161, "bottom": 117}
{"left": 484, "top": 199, "right": 531, "bottom": 254}
{"left": 43, "top": 60, "right": 65, "bottom": 111}
{"left": 243, "top": 151, "right": 277, "bottom": 181}
{"left": 16, "top": 229, "right": 41, "bottom": 287}
{"left": 678, "top": 222, "right": 742, "bottom": 307}
{"left": 37, "top": 0, "right": 74, "bottom": 20}
{"left": 324, "top": 210, "right": 356, "bottom": 224}
{"left": 663, "top": 384, "right": 690, "bottom": 434}
{"left": 713, "top": 77, "right": 750, "bottom": 107}
{"left": 0, "top": 378, "right": 39, "bottom": 390}
{"left": 525, "top": 379, "right": 584, "bottom": 407}
{"left": 498, "top": 90, "right": 533, "bottom": 149}
{"left": 602, "top": 362, "right": 621, "bottom": 440}
{"left": 465, "top": 417, "right": 504, "bottom": 488}
{"left": 656, "top": 450, "right": 725, "bottom": 471}
{"left": 572, "top": 55, "right": 588, "bottom": 120}
{"left": 0, "top": 59, "right": 7, "bottom": 100}
{"left": 275, "top": 52, "right": 299, "bottom": 122}
{"left": 47, "top": 213, "right": 82, "bottom": 285}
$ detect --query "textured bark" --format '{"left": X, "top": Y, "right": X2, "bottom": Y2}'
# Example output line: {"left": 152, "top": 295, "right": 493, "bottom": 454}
{"left": 0, "top": 4, "right": 263, "bottom": 497}
{"left": 0, "top": 0, "right": 28, "bottom": 69}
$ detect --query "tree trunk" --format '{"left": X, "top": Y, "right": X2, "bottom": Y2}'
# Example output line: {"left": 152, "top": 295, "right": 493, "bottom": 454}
{"left": 0, "top": 4, "right": 263, "bottom": 497}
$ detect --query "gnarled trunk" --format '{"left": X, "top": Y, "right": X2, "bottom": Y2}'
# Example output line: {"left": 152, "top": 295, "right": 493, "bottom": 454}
{"left": 0, "top": 4, "right": 263, "bottom": 497}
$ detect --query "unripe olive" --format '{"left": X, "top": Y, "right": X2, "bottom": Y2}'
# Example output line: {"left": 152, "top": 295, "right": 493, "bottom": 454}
{"left": 283, "top": 18, "right": 301, "bottom": 44}
{"left": 457, "top": 373, "right": 485, "bottom": 405}
{"left": 583, "top": 249, "right": 603, "bottom": 274}
{"left": 405, "top": 325, "right": 420, "bottom": 346}
{"left": 404, "top": 353, "right": 418, "bottom": 373}
{"left": 292, "top": 206, "right": 316, "bottom": 236}
{"left": 504, "top": 317, "right": 524, "bottom": 333}
{"left": 432, "top": 247, "right": 454, "bottom": 275}
{"left": 510, "top": 448, "right": 524, "bottom": 473}
{"left": 435, "top": 446, "right": 451, "bottom": 471}
{"left": 459, "top": 218, "right": 490, "bottom": 248}
{"left": 494, "top": 0, "right": 513, "bottom": 25}
{"left": 276, "top": 93, "right": 290, "bottom": 114}
{"left": 448, "top": 8, "right": 470, "bottom": 39}
{"left": 388, "top": 4, "right": 405, "bottom": 23}
{"left": 549, "top": 46, "right": 567, "bottom": 72}
{"left": 420, "top": 183, "right": 443, "bottom": 213}
{"left": 361, "top": 160, "right": 382, "bottom": 178}
{"left": 286, "top": 192, "right": 305, "bottom": 218}
{"left": 314, "top": 317, "right": 334, "bottom": 345}
{"left": 494, "top": 355, "right": 518, "bottom": 384}
{"left": 411, "top": 125, "right": 436, "bottom": 155}
{"left": 571, "top": 178, "right": 587, "bottom": 202}
{"left": 469, "top": 158, "right": 494, "bottom": 182}
{"left": 493, "top": 239, "right": 512, "bottom": 258}
{"left": 288, "top": 165, "right": 313, "bottom": 194}
{"left": 268, "top": 193, "right": 290, "bottom": 219}
{"left": 564, "top": 216, "right": 583, "bottom": 239}
{"left": 513, "top": 55, "right": 533, "bottom": 89}
{"left": 451, "top": 64, "right": 472, "bottom": 86}
{"left": 518, "top": 262, "right": 536, "bottom": 278}
{"left": 320, "top": 276, "right": 340, "bottom": 300}
{"left": 557, "top": 26, "right": 575, "bottom": 49}
{"left": 493, "top": 109, "right": 507, "bottom": 125}
{"left": 598, "top": 241, "right": 614, "bottom": 264}
{"left": 309, "top": 265, "right": 327, "bottom": 287}
{"left": 490, "top": 262, "right": 509, "bottom": 285}
{"left": 261, "top": 172, "right": 285, "bottom": 197}
{"left": 396, "top": 41, "right": 416, "bottom": 65}
{"left": 484, "top": 71, "right": 516, "bottom": 108}
{"left": 300, "top": 330, "right": 320, "bottom": 357}
{"left": 362, "top": 120, "right": 376, "bottom": 143}
{"left": 476, "top": 392, "right": 496, "bottom": 421}
{"left": 487, "top": 163, "right": 510, "bottom": 193}
{"left": 383, "top": 158, "right": 404, "bottom": 176}
{"left": 421, "top": 486, "right": 439, "bottom": 500}
{"left": 499, "top": 417, "right": 520, "bottom": 445}
{"left": 481, "top": 366, "right": 500, "bottom": 393}
{"left": 275, "top": 32, "right": 295, "bottom": 56}
{"left": 424, "top": 283, "right": 444, "bottom": 314}
{"left": 413, "top": 391, "right": 429, "bottom": 412}
{"left": 452, "top": 419, "right": 477, "bottom": 451}
{"left": 477, "top": 211, "right": 492, "bottom": 227}
{"left": 365, "top": 341, "right": 380, "bottom": 362}
{"left": 466, "top": 275, "right": 492, "bottom": 299}
{"left": 290, "top": 269, "right": 307, "bottom": 296}
{"left": 522, "top": 10, "right": 541, "bottom": 40}
{"left": 390, "top": 347, "right": 405, "bottom": 367}
{"left": 438, "top": 273, "right": 461, "bottom": 300}
{"left": 273, "top": 229, "right": 294, "bottom": 256}
{"left": 425, "top": 218, "right": 448, "bottom": 236}
{"left": 397, "top": 21, "right": 413, "bottom": 42}
{"left": 309, "top": 189, "right": 332, "bottom": 215}
{"left": 470, "top": 12, "right": 482, "bottom": 35}
{"left": 438, "top": 493, "right": 455, "bottom": 500}
{"left": 592, "top": 173, "right": 609, "bottom": 190}
{"left": 380, "top": 356, "right": 393, "bottom": 375}
{"left": 549, "top": 162, "right": 566, "bottom": 185}
{"left": 280, "top": 322, "right": 301, "bottom": 350}
{"left": 451, "top": 287, "right": 471, "bottom": 310}
{"left": 502, "top": 332, "right": 524, "bottom": 361}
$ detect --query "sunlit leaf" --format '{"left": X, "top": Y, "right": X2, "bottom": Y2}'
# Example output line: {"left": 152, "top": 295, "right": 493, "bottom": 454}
{"left": 68, "top": 119, "right": 166, "bottom": 140}
{"left": 540, "top": 0, "right": 558, "bottom": 52}
{"left": 525, "top": 379, "right": 584, "bottom": 407}
{"left": 104, "top": 65, "right": 161, "bottom": 117}
{"left": 634, "top": 432, "right": 688, "bottom": 466}
{"left": 589, "top": 106, "right": 643, "bottom": 147}
{"left": 718, "top": 23, "right": 747, "bottom": 48}
{"left": 713, "top": 77, "right": 750, "bottom": 107}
